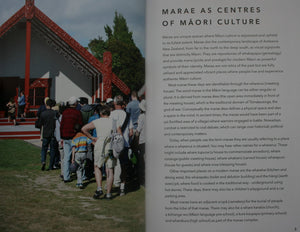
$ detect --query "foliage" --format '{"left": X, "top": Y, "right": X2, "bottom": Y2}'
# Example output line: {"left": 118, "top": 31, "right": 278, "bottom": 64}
{"left": 88, "top": 12, "right": 145, "bottom": 96}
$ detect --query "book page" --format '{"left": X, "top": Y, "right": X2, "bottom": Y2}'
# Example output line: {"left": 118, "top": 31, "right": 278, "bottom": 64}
{"left": 145, "top": 0, "right": 300, "bottom": 231}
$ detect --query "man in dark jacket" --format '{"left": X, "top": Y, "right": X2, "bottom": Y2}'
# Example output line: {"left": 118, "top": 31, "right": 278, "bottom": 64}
{"left": 39, "top": 98, "right": 57, "bottom": 171}
{"left": 79, "top": 97, "right": 95, "bottom": 125}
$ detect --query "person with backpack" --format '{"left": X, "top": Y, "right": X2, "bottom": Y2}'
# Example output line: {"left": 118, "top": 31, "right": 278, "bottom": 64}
{"left": 110, "top": 95, "right": 133, "bottom": 196}
{"left": 82, "top": 105, "right": 116, "bottom": 200}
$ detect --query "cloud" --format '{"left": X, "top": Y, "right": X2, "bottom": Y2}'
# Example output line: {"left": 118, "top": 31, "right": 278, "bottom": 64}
{"left": 0, "top": 0, "right": 145, "bottom": 55}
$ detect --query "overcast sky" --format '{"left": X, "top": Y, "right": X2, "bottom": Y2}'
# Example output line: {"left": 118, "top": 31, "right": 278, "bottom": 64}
{"left": 0, "top": 0, "right": 145, "bottom": 55}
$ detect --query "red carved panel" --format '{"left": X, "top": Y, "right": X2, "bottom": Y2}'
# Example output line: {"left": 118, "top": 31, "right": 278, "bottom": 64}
{"left": 34, "top": 7, "right": 131, "bottom": 96}
{"left": 0, "top": 6, "right": 25, "bottom": 38}
{"left": 25, "top": 0, "right": 35, "bottom": 20}
{"left": 34, "top": 7, "right": 106, "bottom": 74}
{"left": 112, "top": 73, "right": 130, "bottom": 95}
{"left": 102, "top": 52, "right": 112, "bottom": 99}
{"left": 103, "top": 51, "right": 112, "bottom": 67}
{"left": 102, "top": 75, "right": 112, "bottom": 100}
{"left": 30, "top": 79, "right": 49, "bottom": 88}
{"left": 25, "top": 96, "right": 30, "bottom": 115}
{"left": 102, "top": 52, "right": 130, "bottom": 97}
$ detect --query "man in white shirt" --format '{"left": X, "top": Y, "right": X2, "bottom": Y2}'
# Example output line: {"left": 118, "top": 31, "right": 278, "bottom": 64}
{"left": 82, "top": 106, "right": 116, "bottom": 200}
{"left": 110, "top": 95, "right": 133, "bottom": 196}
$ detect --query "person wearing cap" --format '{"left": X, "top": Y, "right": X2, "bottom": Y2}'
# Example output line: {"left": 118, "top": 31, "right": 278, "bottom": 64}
{"left": 110, "top": 95, "right": 134, "bottom": 196}
{"left": 60, "top": 96, "right": 83, "bottom": 182}
{"left": 106, "top": 98, "right": 115, "bottom": 112}
{"left": 106, "top": 98, "right": 113, "bottom": 104}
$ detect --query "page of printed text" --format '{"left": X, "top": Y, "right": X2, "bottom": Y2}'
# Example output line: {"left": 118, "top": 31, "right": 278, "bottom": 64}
{"left": 146, "top": 0, "right": 300, "bottom": 231}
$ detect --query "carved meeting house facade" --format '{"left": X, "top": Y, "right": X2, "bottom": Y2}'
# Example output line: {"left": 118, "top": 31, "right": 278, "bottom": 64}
{"left": 0, "top": 0, "right": 130, "bottom": 115}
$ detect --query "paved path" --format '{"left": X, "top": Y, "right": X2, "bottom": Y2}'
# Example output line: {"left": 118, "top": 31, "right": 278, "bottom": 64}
{"left": 0, "top": 123, "right": 41, "bottom": 142}
{"left": 0, "top": 124, "right": 39, "bottom": 132}
{"left": 25, "top": 139, "right": 42, "bottom": 148}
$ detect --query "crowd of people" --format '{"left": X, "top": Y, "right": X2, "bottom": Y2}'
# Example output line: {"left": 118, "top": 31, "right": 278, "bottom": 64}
{"left": 37, "top": 91, "right": 146, "bottom": 200}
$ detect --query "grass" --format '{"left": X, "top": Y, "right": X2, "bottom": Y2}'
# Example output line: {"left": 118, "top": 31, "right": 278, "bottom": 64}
{"left": 0, "top": 140, "right": 145, "bottom": 232}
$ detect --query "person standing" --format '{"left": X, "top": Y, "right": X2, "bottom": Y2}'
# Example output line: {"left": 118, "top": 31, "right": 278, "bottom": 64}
{"left": 85, "top": 104, "right": 102, "bottom": 180}
{"left": 54, "top": 103, "right": 64, "bottom": 178}
{"left": 18, "top": 91, "right": 26, "bottom": 120}
{"left": 136, "top": 99, "right": 146, "bottom": 186}
{"left": 38, "top": 98, "right": 57, "bottom": 171}
{"left": 110, "top": 95, "right": 133, "bottom": 196}
{"left": 82, "top": 105, "right": 116, "bottom": 200}
{"left": 60, "top": 96, "right": 83, "bottom": 182}
{"left": 126, "top": 91, "right": 140, "bottom": 130}
{"left": 79, "top": 97, "right": 94, "bottom": 125}
{"left": 6, "top": 97, "right": 17, "bottom": 126}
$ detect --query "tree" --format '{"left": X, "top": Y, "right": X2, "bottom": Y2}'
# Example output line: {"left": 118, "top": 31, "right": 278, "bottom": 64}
{"left": 88, "top": 12, "right": 145, "bottom": 97}
{"left": 88, "top": 36, "right": 106, "bottom": 61}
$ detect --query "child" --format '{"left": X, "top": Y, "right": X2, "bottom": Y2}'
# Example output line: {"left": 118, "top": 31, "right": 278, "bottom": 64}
{"left": 71, "top": 123, "right": 92, "bottom": 188}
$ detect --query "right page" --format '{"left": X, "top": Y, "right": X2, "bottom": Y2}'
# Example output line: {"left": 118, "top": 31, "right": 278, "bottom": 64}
{"left": 145, "top": 0, "right": 300, "bottom": 231}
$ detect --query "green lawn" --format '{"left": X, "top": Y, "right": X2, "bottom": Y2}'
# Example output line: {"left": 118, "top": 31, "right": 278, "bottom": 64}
{"left": 0, "top": 140, "right": 145, "bottom": 232}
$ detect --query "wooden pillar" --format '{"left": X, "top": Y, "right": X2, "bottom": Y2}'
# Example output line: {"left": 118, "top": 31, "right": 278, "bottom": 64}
{"left": 24, "top": 0, "right": 35, "bottom": 114}
{"left": 101, "top": 51, "right": 113, "bottom": 101}
{"left": 24, "top": 20, "right": 31, "bottom": 99}
{"left": 92, "top": 76, "right": 95, "bottom": 103}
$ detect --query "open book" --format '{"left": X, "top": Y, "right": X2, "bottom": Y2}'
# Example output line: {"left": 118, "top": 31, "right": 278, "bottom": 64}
{"left": 145, "top": 0, "right": 300, "bottom": 231}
